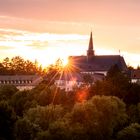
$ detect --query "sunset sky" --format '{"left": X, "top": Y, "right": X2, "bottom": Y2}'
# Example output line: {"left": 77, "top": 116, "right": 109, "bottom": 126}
{"left": 0, "top": 0, "right": 140, "bottom": 67}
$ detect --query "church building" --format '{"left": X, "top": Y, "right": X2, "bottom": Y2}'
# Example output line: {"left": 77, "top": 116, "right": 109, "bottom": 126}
{"left": 69, "top": 32, "right": 127, "bottom": 76}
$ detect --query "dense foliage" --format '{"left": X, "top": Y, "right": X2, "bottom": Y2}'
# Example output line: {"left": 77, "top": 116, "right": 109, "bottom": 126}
{"left": 0, "top": 56, "right": 45, "bottom": 75}
{"left": 0, "top": 64, "right": 140, "bottom": 140}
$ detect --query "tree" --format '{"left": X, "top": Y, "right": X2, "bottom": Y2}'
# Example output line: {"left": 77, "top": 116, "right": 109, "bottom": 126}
{"left": 83, "top": 74, "right": 93, "bottom": 86}
{"left": 127, "top": 65, "right": 134, "bottom": 70}
{"left": 127, "top": 103, "right": 140, "bottom": 124}
{"left": 137, "top": 65, "right": 140, "bottom": 70}
{"left": 117, "top": 123, "right": 140, "bottom": 140}
{"left": 36, "top": 131, "right": 51, "bottom": 140}
{"left": 67, "top": 95, "right": 127, "bottom": 140}
{"left": 36, "top": 87, "right": 53, "bottom": 106}
{"left": 0, "top": 56, "right": 44, "bottom": 75}
{"left": 24, "top": 59, "right": 39, "bottom": 75}
{"left": 48, "top": 120, "right": 71, "bottom": 140}
{"left": 10, "top": 90, "right": 37, "bottom": 117}
{"left": 43, "top": 59, "right": 63, "bottom": 86}
{"left": 0, "top": 85, "right": 18, "bottom": 101}
{"left": 10, "top": 56, "right": 25, "bottom": 74}
{"left": 89, "top": 64, "right": 130, "bottom": 100}
{"left": 25, "top": 104, "right": 64, "bottom": 130}
{"left": 0, "top": 101, "right": 16, "bottom": 140}
{"left": 2, "top": 57, "right": 11, "bottom": 70}
{"left": 90, "top": 96, "right": 128, "bottom": 139}
{"left": 14, "top": 118, "right": 40, "bottom": 140}
{"left": 1, "top": 57, "right": 11, "bottom": 74}
{"left": 106, "top": 64, "right": 130, "bottom": 86}
{"left": 107, "top": 64, "right": 121, "bottom": 78}
{"left": 0, "top": 63, "right": 6, "bottom": 75}
{"left": 124, "top": 83, "right": 140, "bottom": 105}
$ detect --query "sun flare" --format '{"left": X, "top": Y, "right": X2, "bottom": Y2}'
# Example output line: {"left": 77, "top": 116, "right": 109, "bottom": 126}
{"left": 62, "top": 57, "right": 69, "bottom": 67}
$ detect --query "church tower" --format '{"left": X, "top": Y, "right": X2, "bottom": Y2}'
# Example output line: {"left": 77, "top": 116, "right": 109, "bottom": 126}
{"left": 87, "top": 32, "right": 95, "bottom": 57}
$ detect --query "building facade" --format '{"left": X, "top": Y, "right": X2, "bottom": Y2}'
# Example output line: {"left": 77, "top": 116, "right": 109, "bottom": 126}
{"left": 56, "top": 32, "right": 128, "bottom": 91}
{"left": 55, "top": 72, "right": 83, "bottom": 92}
{"left": 0, "top": 75, "right": 42, "bottom": 90}
{"left": 69, "top": 32, "right": 127, "bottom": 76}
{"left": 131, "top": 69, "right": 140, "bottom": 84}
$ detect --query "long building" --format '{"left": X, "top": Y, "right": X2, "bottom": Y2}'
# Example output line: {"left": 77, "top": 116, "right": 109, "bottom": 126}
{"left": 0, "top": 75, "right": 42, "bottom": 90}
{"left": 69, "top": 32, "right": 127, "bottom": 76}
{"left": 56, "top": 32, "right": 128, "bottom": 91}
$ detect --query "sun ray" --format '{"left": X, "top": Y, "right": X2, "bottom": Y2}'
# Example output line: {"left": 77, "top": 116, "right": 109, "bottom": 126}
{"left": 51, "top": 69, "right": 64, "bottom": 104}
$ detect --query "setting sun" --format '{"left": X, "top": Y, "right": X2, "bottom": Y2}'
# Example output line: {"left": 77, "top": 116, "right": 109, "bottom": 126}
{"left": 0, "top": 0, "right": 140, "bottom": 68}
{"left": 62, "top": 57, "right": 69, "bottom": 67}
{"left": 0, "top": 1, "right": 140, "bottom": 140}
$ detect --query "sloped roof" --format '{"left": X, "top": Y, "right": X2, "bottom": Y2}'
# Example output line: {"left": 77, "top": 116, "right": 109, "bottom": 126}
{"left": 0, "top": 75, "right": 42, "bottom": 86}
{"left": 69, "top": 55, "right": 127, "bottom": 72}
{"left": 131, "top": 70, "right": 140, "bottom": 79}
{"left": 56, "top": 72, "right": 83, "bottom": 82}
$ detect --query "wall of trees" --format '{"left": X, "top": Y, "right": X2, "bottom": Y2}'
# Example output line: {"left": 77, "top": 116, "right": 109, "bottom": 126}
{"left": 0, "top": 56, "right": 44, "bottom": 75}
{"left": 0, "top": 64, "right": 140, "bottom": 140}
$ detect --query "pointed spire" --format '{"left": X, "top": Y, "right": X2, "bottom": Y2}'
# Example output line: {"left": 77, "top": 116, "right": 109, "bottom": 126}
{"left": 88, "top": 32, "right": 93, "bottom": 50}
{"left": 87, "top": 32, "right": 95, "bottom": 57}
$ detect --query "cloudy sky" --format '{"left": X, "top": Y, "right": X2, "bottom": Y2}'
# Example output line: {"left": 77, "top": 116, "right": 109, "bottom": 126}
{"left": 0, "top": 0, "right": 140, "bottom": 67}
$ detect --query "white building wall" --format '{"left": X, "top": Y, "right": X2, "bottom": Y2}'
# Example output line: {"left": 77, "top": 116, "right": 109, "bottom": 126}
{"left": 131, "top": 79, "right": 140, "bottom": 83}
{"left": 81, "top": 71, "right": 107, "bottom": 76}
{"left": 55, "top": 80, "right": 83, "bottom": 92}
{"left": 17, "top": 86, "right": 35, "bottom": 91}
